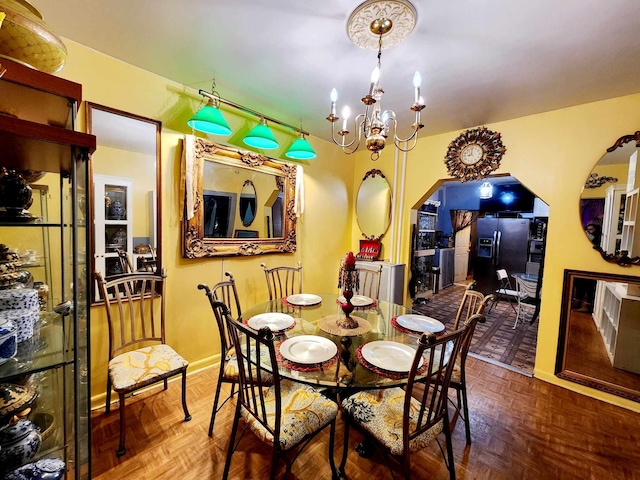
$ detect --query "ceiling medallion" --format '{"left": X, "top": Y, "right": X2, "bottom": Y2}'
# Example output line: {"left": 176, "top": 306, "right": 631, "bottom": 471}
{"left": 347, "top": 0, "right": 418, "bottom": 51}
{"left": 444, "top": 127, "right": 507, "bottom": 182}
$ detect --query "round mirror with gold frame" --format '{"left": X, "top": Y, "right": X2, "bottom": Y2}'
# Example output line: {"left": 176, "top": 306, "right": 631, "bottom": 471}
{"left": 580, "top": 132, "right": 640, "bottom": 266}
{"left": 356, "top": 169, "right": 392, "bottom": 240}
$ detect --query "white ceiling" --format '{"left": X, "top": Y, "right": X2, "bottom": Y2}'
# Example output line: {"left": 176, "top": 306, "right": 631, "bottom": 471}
{"left": 30, "top": 0, "right": 640, "bottom": 143}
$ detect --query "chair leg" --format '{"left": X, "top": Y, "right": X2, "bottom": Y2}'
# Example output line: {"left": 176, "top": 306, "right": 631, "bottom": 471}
{"left": 222, "top": 402, "right": 241, "bottom": 480}
{"left": 208, "top": 374, "right": 226, "bottom": 437}
{"left": 269, "top": 442, "right": 279, "bottom": 480}
{"left": 443, "top": 416, "right": 456, "bottom": 480}
{"left": 338, "top": 413, "right": 350, "bottom": 477}
{"left": 105, "top": 376, "right": 112, "bottom": 413}
{"left": 513, "top": 303, "right": 522, "bottom": 329}
{"left": 164, "top": 378, "right": 168, "bottom": 391}
{"left": 116, "top": 392, "right": 126, "bottom": 457}
{"left": 460, "top": 381, "right": 472, "bottom": 445}
{"left": 181, "top": 369, "right": 192, "bottom": 422}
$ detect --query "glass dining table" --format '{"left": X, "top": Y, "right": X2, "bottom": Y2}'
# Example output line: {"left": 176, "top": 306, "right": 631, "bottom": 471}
{"left": 238, "top": 293, "right": 452, "bottom": 391}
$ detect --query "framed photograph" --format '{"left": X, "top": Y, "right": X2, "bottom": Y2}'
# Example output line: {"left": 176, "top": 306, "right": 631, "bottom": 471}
{"left": 234, "top": 229, "right": 259, "bottom": 238}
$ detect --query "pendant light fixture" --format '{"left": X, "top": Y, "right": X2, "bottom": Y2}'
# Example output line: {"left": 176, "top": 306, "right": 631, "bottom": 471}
{"left": 187, "top": 80, "right": 232, "bottom": 135}
{"left": 285, "top": 120, "right": 317, "bottom": 159}
{"left": 243, "top": 118, "right": 279, "bottom": 150}
{"left": 189, "top": 79, "right": 315, "bottom": 159}
{"left": 479, "top": 181, "right": 493, "bottom": 199}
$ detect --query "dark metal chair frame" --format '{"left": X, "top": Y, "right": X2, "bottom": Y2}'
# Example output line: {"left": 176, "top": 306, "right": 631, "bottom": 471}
{"left": 197, "top": 271, "right": 243, "bottom": 437}
{"left": 340, "top": 318, "right": 473, "bottom": 480}
{"left": 96, "top": 269, "right": 191, "bottom": 456}
{"left": 211, "top": 301, "right": 338, "bottom": 479}
{"left": 260, "top": 261, "right": 302, "bottom": 300}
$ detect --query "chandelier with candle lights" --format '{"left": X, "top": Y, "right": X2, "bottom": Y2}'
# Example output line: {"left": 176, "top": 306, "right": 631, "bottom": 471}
{"left": 327, "top": 0, "right": 423, "bottom": 161}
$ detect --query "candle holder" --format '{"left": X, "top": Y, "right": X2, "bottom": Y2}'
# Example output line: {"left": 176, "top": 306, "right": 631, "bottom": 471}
{"left": 337, "top": 252, "right": 360, "bottom": 329}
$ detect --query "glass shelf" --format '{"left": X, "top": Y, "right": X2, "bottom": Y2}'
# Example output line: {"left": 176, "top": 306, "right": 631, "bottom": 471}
{"left": 0, "top": 313, "right": 72, "bottom": 382}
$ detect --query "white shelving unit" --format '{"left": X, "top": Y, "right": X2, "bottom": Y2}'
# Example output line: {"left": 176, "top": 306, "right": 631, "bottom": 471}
{"left": 355, "top": 261, "right": 405, "bottom": 304}
{"left": 593, "top": 281, "right": 640, "bottom": 373}
{"left": 93, "top": 175, "right": 133, "bottom": 280}
{"left": 600, "top": 184, "right": 627, "bottom": 254}
{"left": 621, "top": 187, "right": 639, "bottom": 256}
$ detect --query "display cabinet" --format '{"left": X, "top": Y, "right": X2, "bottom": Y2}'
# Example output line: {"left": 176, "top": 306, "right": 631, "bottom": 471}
{"left": 0, "top": 59, "right": 95, "bottom": 479}
{"left": 93, "top": 174, "right": 133, "bottom": 280}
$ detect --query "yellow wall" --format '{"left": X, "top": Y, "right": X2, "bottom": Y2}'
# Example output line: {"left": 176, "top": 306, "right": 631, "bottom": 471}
{"left": 55, "top": 38, "right": 640, "bottom": 413}
{"left": 352, "top": 95, "right": 640, "bottom": 412}
{"left": 55, "top": 40, "right": 354, "bottom": 406}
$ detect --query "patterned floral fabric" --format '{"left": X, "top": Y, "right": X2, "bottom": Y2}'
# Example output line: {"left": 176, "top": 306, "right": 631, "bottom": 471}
{"left": 240, "top": 380, "right": 337, "bottom": 451}
{"left": 342, "top": 388, "right": 443, "bottom": 456}
{"left": 223, "top": 350, "right": 273, "bottom": 383}
{"left": 109, "top": 344, "right": 188, "bottom": 392}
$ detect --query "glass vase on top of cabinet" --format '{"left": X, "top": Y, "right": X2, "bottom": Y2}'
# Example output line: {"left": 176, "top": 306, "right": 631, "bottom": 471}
{"left": 0, "top": 59, "right": 96, "bottom": 479}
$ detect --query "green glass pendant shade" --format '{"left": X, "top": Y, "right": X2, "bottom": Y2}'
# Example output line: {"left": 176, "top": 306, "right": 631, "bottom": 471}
{"left": 243, "top": 123, "right": 279, "bottom": 149}
{"left": 187, "top": 104, "right": 232, "bottom": 135}
{"left": 285, "top": 136, "right": 316, "bottom": 159}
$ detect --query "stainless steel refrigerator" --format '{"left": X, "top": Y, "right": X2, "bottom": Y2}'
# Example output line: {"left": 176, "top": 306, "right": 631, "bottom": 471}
{"left": 473, "top": 217, "right": 531, "bottom": 294}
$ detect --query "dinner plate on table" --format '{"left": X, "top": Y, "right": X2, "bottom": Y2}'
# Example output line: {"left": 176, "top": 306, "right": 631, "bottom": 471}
{"left": 279, "top": 335, "right": 338, "bottom": 364}
{"left": 337, "top": 295, "right": 374, "bottom": 307}
{"left": 396, "top": 314, "right": 445, "bottom": 334}
{"left": 286, "top": 293, "right": 322, "bottom": 306}
{"left": 247, "top": 313, "right": 295, "bottom": 332}
{"left": 361, "top": 341, "right": 423, "bottom": 372}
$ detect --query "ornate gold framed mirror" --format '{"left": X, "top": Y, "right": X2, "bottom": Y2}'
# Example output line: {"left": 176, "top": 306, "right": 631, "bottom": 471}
{"left": 86, "top": 103, "right": 162, "bottom": 303}
{"left": 182, "top": 138, "right": 297, "bottom": 258}
{"left": 556, "top": 269, "right": 640, "bottom": 402}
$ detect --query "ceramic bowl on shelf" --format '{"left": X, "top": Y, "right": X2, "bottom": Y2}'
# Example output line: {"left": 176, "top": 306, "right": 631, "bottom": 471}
{"left": 0, "top": 315, "right": 18, "bottom": 364}
{"left": 5, "top": 457, "right": 66, "bottom": 480}
{"left": 0, "top": 383, "right": 38, "bottom": 422}
{"left": 0, "top": 0, "right": 67, "bottom": 73}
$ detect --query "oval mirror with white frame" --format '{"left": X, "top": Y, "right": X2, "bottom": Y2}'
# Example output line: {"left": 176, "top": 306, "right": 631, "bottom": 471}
{"left": 580, "top": 133, "right": 640, "bottom": 266}
{"left": 240, "top": 179, "right": 257, "bottom": 227}
{"left": 356, "top": 169, "right": 392, "bottom": 240}
{"left": 86, "top": 103, "right": 161, "bottom": 303}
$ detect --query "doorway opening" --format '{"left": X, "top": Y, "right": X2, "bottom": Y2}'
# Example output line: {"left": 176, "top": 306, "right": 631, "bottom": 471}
{"left": 409, "top": 175, "right": 548, "bottom": 375}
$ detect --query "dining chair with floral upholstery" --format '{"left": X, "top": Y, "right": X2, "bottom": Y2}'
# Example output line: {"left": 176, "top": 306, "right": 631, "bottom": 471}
{"left": 213, "top": 300, "right": 339, "bottom": 480}
{"left": 96, "top": 268, "right": 191, "bottom": 457}
{"left": 197, "top": 272, "right": 244, "bottom": 437}
{"left": 340, "top": 317, "right": 474, "bottom": 480}
{"left": 260, "top": 261, "right": 302, "bottom": 301}
{"left": 450, "top": 288, "right": 493, "bottom": 445}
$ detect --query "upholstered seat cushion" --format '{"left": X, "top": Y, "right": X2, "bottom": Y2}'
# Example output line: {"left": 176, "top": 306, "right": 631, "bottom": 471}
{"left": 240, "top": 380, "right": 337, "bottom": 451}
{"left": 223, "top": 352, "right": 273, "bottom": 383}
{"left": 342, "top": 388, "right": 443, "bottom": 456}
{"left": 109, "top": 344, "right": 188, "bottom": 392}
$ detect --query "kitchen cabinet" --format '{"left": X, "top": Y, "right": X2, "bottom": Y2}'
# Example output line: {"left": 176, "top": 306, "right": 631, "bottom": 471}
{"left": 0, "top": 59, "right": 95, "bottom": 478}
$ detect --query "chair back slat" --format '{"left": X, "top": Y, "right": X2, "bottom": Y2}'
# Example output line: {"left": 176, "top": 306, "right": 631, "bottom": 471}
{"left": 197, "top": 272, "right": 241, "bottom": 359}
{"left": 404, "top": 318, "right": 472, "bottom": 447}
{"left": 356, "top": 263, "right": 383, "bottom": 300}
{"left": 211, "top": 300, "right": 282, "bottom": 441}
{"left": 96, "top": 269, "right": 167, "bottom": 360}
{"left": 261, "top": 262, "right": 302, "bottom": 300}
{"left": 453, "top": 289, "right": 485, "bottom": 330}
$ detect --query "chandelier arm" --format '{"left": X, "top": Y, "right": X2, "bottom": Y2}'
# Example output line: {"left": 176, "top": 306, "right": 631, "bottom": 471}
{"left": 392, "top": 109, "right": 422, "bottom": 144}
{"left": 331, "top": 121, "right": 358, "bottom": 150}
{"left": 393, "top": 131, "right": 420, "bottom": 152}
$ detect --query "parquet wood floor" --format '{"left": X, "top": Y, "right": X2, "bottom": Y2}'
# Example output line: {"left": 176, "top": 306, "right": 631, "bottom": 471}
{"left": 91, "top": 358, "right": 640, "bottom": 480}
